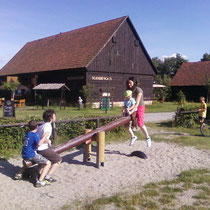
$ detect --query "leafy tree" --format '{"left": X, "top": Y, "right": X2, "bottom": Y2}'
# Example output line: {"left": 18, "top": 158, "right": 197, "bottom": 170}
{"left": 201, "top": 53, "right": 210, "bottom": 61}
{"left": 152, "top": 53, "right": 187, "bottom": 78}
{"left": 151, "top": 57, "right": 162, "bottom": 69}
{"left": 153, "top": 74, "right": 172, "bottom": 102}
{"left": 80, "top": 83, "right": 95, "bottom": 106}
{"left": 2, "top": 81, "right": 20, "bottom": 100}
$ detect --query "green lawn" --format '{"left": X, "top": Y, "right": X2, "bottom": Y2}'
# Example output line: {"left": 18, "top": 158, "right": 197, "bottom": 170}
{"left": 65, "top": 169, "right": 210, "bottom": 210}
{"left": 0, "top": 101, "right": 201, "bottom": 121}
{"left": 147, "top": 121, "right": 210, "bottom": 151}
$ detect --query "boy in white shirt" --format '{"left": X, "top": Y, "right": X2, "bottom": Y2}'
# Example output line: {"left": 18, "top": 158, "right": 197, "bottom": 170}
{"left": 37, "top": 109, "right": 62, "bottom": 183}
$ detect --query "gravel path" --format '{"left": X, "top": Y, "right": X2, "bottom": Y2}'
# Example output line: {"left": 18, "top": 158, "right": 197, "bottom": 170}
{"left": 144, "top": 112, "right": 175, "bottom": 122}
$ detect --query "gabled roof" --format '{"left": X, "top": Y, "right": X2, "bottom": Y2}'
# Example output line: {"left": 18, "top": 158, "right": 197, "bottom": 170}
{"left": 171, "top": 61, "right": 210, "bottom": 86}
{"left": 0, "top": 16, "right": 127, "bottom": 76}
{"left": 33, "top": 83, "right": 70, "bottom": 91}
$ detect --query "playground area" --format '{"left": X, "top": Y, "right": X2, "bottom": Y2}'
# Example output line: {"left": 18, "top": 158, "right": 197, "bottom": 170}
{"left": 0, "top": 129, "right": 210, "bottom": 209}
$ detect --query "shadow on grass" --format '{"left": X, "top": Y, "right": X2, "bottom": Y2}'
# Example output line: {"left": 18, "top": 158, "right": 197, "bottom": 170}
{"left": 153, "top": 121, "right": 204, "bottom": 137}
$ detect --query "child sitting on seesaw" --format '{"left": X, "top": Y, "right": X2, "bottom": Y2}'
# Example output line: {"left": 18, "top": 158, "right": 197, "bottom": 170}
{"left": 14, "top": 120, "right": 51, "bottom": 187}
{"left": 122, "top": 90, "right": 138, "bottom": 146}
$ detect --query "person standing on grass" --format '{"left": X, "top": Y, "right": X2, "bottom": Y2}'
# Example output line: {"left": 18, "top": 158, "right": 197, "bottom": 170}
{"left": 198, "top": 96, "right": 207, "bottom": 127}
{"left": 14, "top": 120, "right": 51, "bottom": 187}
{"left": 122, "top": 90, "right": 138, "bottom": 146}
{"left": 37, "top": 109, "right": 62, "bottom": 183}
{"left": 126, "top": 77, "right": 151, "bottom": 147}
{"left": 78, "top": 96, "right": 84, "bottom": 109}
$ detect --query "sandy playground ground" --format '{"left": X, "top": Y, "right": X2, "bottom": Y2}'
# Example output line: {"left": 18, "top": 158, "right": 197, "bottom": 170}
{"left": 0, "top": 133, "right": 210, "bottom": 210}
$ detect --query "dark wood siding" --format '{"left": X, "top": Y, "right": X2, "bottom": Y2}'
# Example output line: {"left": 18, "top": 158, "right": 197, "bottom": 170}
{"left": 87, "top": 20, "right": 155, "bottom": 76}
{"left": 87, "top": 72, "right": 154, "bottom": 102}
{"left": 20, "top": 69, "right": 86, "bottom": 103}
{"left": 87, "top": 19, "right": 155, "bottom": 102}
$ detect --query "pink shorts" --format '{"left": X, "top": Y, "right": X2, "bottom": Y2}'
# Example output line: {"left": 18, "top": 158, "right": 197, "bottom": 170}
{"left": 136, "top": 106, "right": 145, "bottom": 127}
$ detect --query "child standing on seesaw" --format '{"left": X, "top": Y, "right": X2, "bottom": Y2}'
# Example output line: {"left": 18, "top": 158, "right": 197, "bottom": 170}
{"left": 198, "top": 96, "right": 207, "bottom": 126}
{"left": 14, "top": 120, "right": 51, "bottom": 187}
{"left": 122, "top": 90, "right": 138, "bottom": 146}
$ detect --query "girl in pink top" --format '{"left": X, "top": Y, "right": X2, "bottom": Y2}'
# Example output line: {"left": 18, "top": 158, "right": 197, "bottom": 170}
{"left": 126, "top": 77, "right": 151, "bottom": 147}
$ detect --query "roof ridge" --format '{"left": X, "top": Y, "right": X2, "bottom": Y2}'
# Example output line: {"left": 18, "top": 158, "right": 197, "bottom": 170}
{"left": 27, "top": 16, "right": 128, "bottom": 44}
{"left": 185, "top": 61, "right": 210, "bottom": 64}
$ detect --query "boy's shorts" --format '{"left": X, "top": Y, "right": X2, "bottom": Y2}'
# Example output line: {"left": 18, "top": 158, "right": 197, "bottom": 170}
{"left": 29, "top": 153, "right": 48, "bottom": 165}
{"left": 38, "top": 148, "right": 62, "bottom": 164}
{"left": 199, "top": 116, "right": 205, "bottom": 120}
{"left": 137, "top": 106, "right": 145, "bottom": 127}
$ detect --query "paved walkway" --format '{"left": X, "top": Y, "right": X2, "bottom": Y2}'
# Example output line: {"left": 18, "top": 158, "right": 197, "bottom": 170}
{"left": 144, "top": 112, "right": 175, "bottom": 122}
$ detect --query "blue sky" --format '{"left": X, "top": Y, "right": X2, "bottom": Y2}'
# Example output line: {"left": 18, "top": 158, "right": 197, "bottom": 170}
{"left": 0, "top": 0, "right": 210, "bottom": 69}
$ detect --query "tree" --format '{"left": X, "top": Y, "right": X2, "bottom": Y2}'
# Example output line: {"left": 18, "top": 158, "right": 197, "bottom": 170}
{"left": 152, "top": 53, "right": 187, "bottom": 78}
{"left": 201, "top": 53, "right": 210, "bottom": 61}
{"left": 153, "top": 74, "right": 172, "bottom": 102}
{"left": 2, "top": 81, "right": 20, "bottom": 100}
{"left": 80, "top": 83, "right": 95, "bottom": 106}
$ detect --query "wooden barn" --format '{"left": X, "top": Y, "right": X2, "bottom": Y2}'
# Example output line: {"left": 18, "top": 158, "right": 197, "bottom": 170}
{"left": 0, "top": 16, "right": 156, "bottom": 107}
{"left": 171, "top": 61, "right": 210, "bottom": 102}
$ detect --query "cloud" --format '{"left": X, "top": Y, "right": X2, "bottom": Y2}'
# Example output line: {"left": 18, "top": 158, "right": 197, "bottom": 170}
{"left": 160, "top": 53, "right": 187, "bottom": 61}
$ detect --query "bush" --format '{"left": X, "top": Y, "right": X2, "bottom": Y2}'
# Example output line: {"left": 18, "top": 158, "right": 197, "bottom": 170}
{"left": 175, "top": 106, "right": 198, "bottom": 128}
{"left": 0, "top": 116, "right": 125, "bottom": 157}
{"left": 176, "top": 113, "right": 198, "bottom": 128}
{"left": 56, "top": 117, "right": 125, "bottom": 144}
{"left": 177, "top": 91, "right": 186, "bottom": 107}
{"left": 153, "top": 74, "right": 172, "bottom": 102}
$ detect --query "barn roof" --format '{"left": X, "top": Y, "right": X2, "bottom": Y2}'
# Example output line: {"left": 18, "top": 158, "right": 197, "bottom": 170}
{"left": 0, "top": 16, "right": 128, "bottom": 76}
{"left": 171, "top": 61, "right": 210, "bottom": 86}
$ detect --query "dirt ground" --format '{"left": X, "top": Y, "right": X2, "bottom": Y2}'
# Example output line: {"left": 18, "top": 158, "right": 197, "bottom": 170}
{"left": 0, "top": 132, "right": 209, "bottom": 210}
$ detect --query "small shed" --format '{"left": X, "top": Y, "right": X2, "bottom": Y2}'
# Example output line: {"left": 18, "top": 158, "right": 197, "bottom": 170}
{"left": 33, "top": 83, "right": 70, "bottom": 106}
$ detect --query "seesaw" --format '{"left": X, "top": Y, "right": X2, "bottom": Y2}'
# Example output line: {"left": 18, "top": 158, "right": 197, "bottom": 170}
{"left": 53, "top": 115, "right": 131, "bottom": 168}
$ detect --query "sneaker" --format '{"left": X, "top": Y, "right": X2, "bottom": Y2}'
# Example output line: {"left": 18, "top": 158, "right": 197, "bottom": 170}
{"left": 45, "top": 176, "right": 56, "bottom": 183}
{"left": 35, "top": 180, "right": 50, "bottom": 187}
{"left": 14, "top": 173, "right": 22, "bottom": 180}
{"left": 146, "top": 137, "right": 152, "bottom": 148}
{"left": 129, "top": 136, "right": 137, "bottom": 146}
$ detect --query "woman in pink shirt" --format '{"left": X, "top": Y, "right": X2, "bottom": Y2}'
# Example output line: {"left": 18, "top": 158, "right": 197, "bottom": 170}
{"left": 126, "top": 77, "right": 151, "bottom": 147}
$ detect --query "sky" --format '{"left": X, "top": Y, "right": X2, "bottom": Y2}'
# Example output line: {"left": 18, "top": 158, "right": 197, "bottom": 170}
{"left": 0, "top": 0, "right": 210, "bottom": 69}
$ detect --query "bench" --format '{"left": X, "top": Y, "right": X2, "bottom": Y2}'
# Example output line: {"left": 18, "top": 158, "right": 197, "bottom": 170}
{"left": 0, "top": 98, "right": 5, "bottom": 107}
{"left": 15, "top": 99, "right": 25, "bottom": 107}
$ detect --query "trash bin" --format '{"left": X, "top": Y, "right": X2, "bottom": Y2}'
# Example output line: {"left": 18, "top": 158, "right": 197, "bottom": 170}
{"left": 101, "top": 97, "right": 110, "bottom": 110}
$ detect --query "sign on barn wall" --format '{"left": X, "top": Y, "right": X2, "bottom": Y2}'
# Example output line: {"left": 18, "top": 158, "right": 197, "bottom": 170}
{"left": 91, "top": 76, "right": 112, "bottom": 81}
